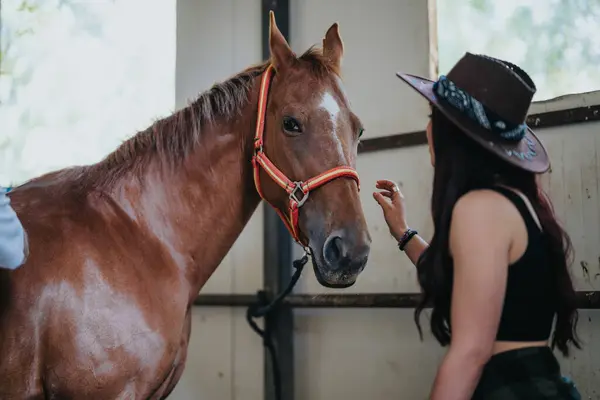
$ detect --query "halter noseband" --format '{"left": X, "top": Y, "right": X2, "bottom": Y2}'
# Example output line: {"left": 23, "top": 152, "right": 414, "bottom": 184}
{"left": 251, "top": 65, "right": 361, "bottom": 247}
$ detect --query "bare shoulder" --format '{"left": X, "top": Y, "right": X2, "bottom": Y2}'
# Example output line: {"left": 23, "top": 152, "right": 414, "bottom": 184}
{"left": 452, "top": 189, "right": 517, "bottom": 223}
{"left": 450, "top": 189, "right": 518, "bottom": 254}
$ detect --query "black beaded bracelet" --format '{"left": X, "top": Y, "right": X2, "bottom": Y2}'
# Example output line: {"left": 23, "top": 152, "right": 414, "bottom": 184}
{"left": 398, "top": 228, "right": 418, "bottom": 251}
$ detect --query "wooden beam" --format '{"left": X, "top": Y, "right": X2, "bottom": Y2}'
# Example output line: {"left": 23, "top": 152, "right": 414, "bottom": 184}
{"left": 358, "top": 104, "right": 600, "bottom": 153}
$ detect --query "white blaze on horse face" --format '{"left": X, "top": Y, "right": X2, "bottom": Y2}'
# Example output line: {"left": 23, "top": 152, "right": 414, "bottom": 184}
{"left": 319, "top": 91, "right": 346, "bottom": 163}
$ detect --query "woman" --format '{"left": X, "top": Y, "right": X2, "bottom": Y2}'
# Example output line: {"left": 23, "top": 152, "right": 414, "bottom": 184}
{"left": 0, "top": 187, "right": 28, "bottom": 269}
{"left": 374, "top": 53, "right": 582, "bottom": 399}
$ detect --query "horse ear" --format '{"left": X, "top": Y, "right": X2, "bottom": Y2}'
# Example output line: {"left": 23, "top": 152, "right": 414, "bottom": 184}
{"left": 269, "top": 11, "right": 295, "bottom": 70}
{"left": 323, "top": 22, "right": 344, "bottom": 69}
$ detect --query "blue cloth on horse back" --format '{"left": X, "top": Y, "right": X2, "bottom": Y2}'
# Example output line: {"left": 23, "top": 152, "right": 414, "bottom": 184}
{"left": 0, "top": 188, "right": 27, "bottom": 269}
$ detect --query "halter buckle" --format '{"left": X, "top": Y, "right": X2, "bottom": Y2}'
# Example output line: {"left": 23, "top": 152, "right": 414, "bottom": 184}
{"left": 253, "top": 138, "right": 263, "bottom": 153}
{"left": 289, "top": 182, "right": 309, "bottom": 207}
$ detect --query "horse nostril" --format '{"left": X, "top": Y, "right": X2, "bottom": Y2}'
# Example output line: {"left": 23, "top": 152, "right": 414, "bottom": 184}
{"left": 323, "top": 235, "right": 344, "bottom": 268}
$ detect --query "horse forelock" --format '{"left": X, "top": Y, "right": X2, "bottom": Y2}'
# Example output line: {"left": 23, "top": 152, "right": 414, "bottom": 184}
{"left": 293, "top": 45, "right": 341, "bottom": 78}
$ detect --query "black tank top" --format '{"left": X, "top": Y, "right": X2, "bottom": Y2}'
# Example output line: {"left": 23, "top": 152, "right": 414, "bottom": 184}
{"left": 487, "top": 186, "right": 556, "bottom": 342}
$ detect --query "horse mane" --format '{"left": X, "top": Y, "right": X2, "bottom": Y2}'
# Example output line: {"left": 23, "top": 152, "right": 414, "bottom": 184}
{"left": 24, "top": 47, "right": 338, "bottom": 192}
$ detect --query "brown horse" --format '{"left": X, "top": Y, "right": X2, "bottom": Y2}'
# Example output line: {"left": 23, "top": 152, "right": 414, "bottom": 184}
{"left": 0, "top": 12, "right": 370, "bottom": 400}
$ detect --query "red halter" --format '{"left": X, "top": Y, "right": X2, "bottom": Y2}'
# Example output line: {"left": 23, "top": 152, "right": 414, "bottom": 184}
{"left": 252, "top": 65, "right": 360, "bottom": 247}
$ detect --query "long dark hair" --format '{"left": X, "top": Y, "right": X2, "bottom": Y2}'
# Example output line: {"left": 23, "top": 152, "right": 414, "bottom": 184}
{"left": 414, "top": 108, "right": 581, "bottom": 356}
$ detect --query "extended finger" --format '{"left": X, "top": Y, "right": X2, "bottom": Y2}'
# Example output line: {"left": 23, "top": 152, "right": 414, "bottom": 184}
{"left": 376, "top": 180, "right": 396, "bottom": 190}
{"left": 373, "top": 192, "right": 392, "bottom": 209}
{"left": 377, "top": 183, "right": 400, "bottom": 197}
{"left": 378, "top": 190, "right": 394, "bottom": 199}
{"left": 377, "top": 181, "right": 402, "bottom": 196}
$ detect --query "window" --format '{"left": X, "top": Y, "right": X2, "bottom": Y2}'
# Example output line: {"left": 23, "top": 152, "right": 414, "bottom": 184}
{"left": 436, "top": 0, "right": 600, "bottom": 102}
{"left": 0, "top": 0, "right": 175, "bottom": 185}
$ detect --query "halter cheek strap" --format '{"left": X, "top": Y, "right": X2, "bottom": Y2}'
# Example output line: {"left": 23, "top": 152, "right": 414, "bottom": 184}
{"left": 251, "top": 65, "right": 360, "bottom": 247}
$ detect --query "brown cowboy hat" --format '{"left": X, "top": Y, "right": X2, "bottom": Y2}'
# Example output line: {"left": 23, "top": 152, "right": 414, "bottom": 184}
{"left": 396, "top": 52, "right": 550, "bottom": 173}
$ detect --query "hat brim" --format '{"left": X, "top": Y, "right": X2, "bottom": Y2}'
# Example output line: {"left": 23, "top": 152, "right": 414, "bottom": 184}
{"left": 396, "top": 72, "right": 550, "bottom": 174}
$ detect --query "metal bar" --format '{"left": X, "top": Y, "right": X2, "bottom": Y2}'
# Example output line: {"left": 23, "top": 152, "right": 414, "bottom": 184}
{"left": 193, "top": 294, "right": 257, "bottom": 307}
{"left": 358, "top": 104, "right": 600, "bottom": 153}
{"left": 260, "top": 2, "right": 293, "bottom": 400}
{"left": 195, "top": 291, "right": 600, "bottom": 309}
{"left": 358, "top": 130, "right": 427, "bottom": 153}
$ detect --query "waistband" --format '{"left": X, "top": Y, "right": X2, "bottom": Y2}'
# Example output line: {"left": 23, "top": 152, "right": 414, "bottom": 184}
{"left": 482, "top": 346, "right": 560, "bottom": 380}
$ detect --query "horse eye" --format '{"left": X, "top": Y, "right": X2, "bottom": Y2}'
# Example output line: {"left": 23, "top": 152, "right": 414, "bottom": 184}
{"left": 282, "top": 116, "right": 302, "bottom": 134}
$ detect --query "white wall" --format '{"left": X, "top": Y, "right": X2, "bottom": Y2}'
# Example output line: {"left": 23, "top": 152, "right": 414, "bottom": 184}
{"left": 290, "top": 0, "right": 432, "bottom": 138}
{"left": 172, "top": 1, "right": 600, "bottom": 399}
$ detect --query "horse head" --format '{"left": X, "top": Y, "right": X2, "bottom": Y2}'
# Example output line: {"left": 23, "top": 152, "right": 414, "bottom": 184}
{"left": 255, "top": 13, "right": 371, "bottom": 288}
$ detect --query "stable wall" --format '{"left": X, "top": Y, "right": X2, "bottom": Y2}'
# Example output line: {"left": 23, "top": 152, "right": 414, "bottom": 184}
{"left": 171, "top": 1, "right": 600, "bottom": 399}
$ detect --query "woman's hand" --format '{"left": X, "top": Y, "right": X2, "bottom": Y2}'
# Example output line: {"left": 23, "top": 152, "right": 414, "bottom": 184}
{"left": 373, "top": 179, "right": 409, "bottom": 241}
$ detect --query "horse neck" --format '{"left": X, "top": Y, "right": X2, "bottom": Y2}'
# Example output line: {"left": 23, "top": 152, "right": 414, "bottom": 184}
{"left": 107, "top": 83, "right": 262, "bottom": 297}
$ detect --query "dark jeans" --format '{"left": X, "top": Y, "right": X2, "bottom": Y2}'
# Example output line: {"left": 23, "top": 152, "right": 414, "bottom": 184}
{"left": 472, "top": 346, "right": 581, "bottom": 399}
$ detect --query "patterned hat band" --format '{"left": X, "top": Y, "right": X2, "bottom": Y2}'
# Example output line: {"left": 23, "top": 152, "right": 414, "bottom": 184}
{"left": 432, "top": 75, "right": 527, "bottom": 142}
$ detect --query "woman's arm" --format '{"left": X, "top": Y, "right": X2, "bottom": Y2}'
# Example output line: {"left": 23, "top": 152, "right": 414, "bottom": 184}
{"left": 373, "top": 179, "right": 429, "bottom": 266}
{"left": 429, "top": 190, "right": 512, "bottom": 400}
{"left": 400, "top": 232, "right": 428, "bottom": 266}
{"left": 0, "top": 189, "right": 28, "bottom": 269}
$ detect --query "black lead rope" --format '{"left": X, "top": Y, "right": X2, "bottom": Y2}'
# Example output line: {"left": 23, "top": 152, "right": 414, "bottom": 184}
{"left": 246, "top": 251, "right": 309, "bottom": 400}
